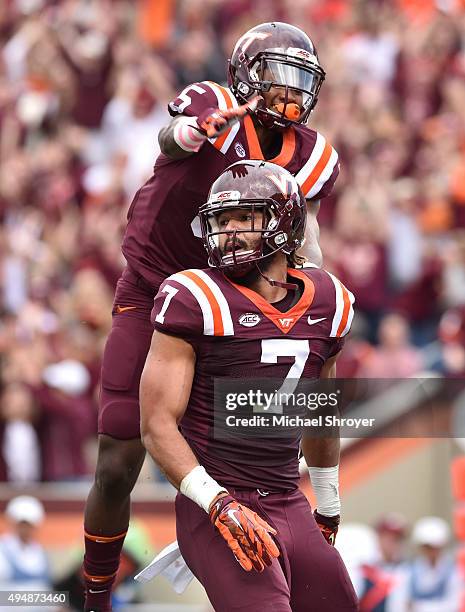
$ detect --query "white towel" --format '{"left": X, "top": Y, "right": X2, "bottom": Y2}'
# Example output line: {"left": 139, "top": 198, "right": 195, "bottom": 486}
{"left": 134, "top": 540, "right": 195, "bottom": 594}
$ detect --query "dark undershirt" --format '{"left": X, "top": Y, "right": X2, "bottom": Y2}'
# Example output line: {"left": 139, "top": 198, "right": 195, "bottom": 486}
{"left": 264, "top": 132, "right": 283, "bottom": 160}
{"left": 271, "top": 278, "right": 304, "bottom": 312}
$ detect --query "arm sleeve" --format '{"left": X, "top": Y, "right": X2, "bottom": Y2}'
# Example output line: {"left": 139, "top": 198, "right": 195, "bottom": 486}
{"left": 327, "top": 337, "right": 345, "bottom": 358}
{"left": 313, "top": 160, "right": 340, "bottom": 201}
{"left": 326, "top": 272, "right": 355, "bottom": 340}
{"left": 168, "top": 82, "right": 220, "bottom": 118}
{"left": 306, "top": 267, "right": 355, "bottom": 344}
{"left": 296, "top": 131, "right": 340, "bottom": 201}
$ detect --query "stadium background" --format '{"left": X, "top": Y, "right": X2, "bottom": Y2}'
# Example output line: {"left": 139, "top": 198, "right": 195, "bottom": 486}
{"left": 1, "top": 0, "right": 465, "bottom": 609}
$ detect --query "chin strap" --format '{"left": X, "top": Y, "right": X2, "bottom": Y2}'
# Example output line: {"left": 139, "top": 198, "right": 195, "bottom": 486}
{"left": 255, "top": 263, "right": 298, "bottom": 291}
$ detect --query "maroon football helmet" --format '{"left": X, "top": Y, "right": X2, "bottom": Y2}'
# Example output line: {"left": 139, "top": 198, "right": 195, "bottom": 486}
{"left": 228, "top": 22, "right": 325, "bottom": 129}
{"left": 199, "top": 160, "right": 306, "bottom": 276}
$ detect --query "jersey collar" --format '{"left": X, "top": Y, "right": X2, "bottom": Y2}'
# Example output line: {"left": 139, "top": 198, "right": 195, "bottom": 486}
{"left": 227, "top": 268, "right": 315, "bottom": 334}
{"left": 243, "top": 115, "right": 296, "bottom": 167}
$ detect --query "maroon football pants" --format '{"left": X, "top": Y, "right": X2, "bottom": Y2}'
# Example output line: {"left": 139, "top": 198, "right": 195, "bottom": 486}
{"left": 176, "top": 487, "right": 358, "bottom": 611}
{"left": 99, "top": 267, "right": 155, "bottom": 439}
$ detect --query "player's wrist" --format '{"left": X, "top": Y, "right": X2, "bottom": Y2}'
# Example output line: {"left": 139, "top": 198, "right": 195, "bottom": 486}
{"left": 314, "top": 510, "right": 340, "bottom": 527}
{"left": 173, "top": 115, "right": 207, "bottom": 152}
{"left": 308, "top": 465, "right": 341, "bottom": 517}
{"left": 208, "top": 493, "right": 235, "bottom": 522}
{"left": 180, "top": 465, "right": 228, "bottom": 513}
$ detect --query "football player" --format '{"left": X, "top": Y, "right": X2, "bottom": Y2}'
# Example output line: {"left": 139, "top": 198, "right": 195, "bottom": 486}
{"left": 140, "top": 161, "right": 357, "bottom": 611}
{"left": 83, "top": 22, "right": 339, "bottom": 611}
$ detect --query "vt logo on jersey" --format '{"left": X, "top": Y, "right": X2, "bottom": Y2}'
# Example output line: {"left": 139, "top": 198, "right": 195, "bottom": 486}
{"left": 239, "top": 313, "right": 261, "bottom": 327}
{"left": 278, "top": 317, "right": 294, "bottom": 329}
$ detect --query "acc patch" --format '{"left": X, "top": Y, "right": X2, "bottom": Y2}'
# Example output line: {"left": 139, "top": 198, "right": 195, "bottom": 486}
{"left": 287, "top": 47, "right": 318, "bottom": 64}
{"left": 209, "top": 190, "right": 241, "bottom": 204}
{"left": 235, "top": 142, "right": 246, "bottom": 158}
{"left": 239, "top": 313, "right": 261, "bottom": 327}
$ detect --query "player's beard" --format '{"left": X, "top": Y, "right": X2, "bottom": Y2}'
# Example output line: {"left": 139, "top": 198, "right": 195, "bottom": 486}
{"left": 224, "top": 251, "right": 278, "bottom": 287}
{"left": 220, "top": 235, "right": 259, "bottom": 278}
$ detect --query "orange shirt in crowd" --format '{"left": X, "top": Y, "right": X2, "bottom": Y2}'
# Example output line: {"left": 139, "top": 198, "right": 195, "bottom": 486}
{"left": 137, "top": 0, "right": 175, "bottom": 48}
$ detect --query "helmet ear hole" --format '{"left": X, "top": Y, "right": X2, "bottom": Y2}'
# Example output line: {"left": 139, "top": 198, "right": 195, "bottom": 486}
{"left": 237, "top": 82, "right": 251, "bottom": 96}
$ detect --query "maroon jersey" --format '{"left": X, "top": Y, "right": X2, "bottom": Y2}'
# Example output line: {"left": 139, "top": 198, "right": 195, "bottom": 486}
{"left": 151, "top": 265, "right": 354, "bottom": 492}
{"left": 122, "top": 81, "right": 340, "bottom": 289}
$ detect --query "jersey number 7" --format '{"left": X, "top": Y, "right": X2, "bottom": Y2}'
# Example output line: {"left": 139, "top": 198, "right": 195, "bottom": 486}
{"left": 260, "top": 339, "right": 310, "bottom": 414}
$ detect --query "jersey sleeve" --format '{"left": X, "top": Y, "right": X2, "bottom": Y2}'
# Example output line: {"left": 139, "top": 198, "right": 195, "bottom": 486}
{"left": 302, "top": 265, "right": 355, "bottom": 340}
{"left": 325, "top": 271, "right": 355, "bottom": 339}
{"left": 294, "top": 131, "right": 340, "bottom": 201}
{"left": 168, "top": 81, "right": 222, "bottom": 118}
{"left": 153, "top": 269, "right": 235, "bottom": 339}
{"left": 151, "top": 275, "right": 204, "bottom": 338}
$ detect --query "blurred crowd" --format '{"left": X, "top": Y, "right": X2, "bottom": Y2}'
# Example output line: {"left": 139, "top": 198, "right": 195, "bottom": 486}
{"left": 0, "top": 495, "right": 153, "bottom": 610}
{"left": 339, "top": 513, "right": 463, "bottom": 611}
{"left": 1, "top": 0, "right": 465, "bottom": 482}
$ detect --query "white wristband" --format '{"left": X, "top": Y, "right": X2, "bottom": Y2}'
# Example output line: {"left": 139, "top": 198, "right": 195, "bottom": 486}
{"left": 308, "top": 465, "right": 341, "bottom": 517}
{"left": 173, "top": 116, "right": 207, "bottom": 152}
{"left": 180, "top": 465, "right": 228, "bottom": 513}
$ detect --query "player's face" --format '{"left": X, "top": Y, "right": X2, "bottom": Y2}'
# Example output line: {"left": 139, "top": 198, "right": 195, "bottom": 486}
{"left": 216, "top": 208, "right": 264, "bottom": 258}
{"left": 260, "top": 66, "right": 304, "bottom": 118}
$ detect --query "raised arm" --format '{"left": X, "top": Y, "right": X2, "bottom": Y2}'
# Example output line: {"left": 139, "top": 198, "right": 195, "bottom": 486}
{"left": 158, "top": 95, "right": 261, "bottom": 159}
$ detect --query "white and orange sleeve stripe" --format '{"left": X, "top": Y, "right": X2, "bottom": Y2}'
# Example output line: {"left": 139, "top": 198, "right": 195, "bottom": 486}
{"left": 327, "top": 272, "right": 355, "bottom": 338}
{"left": 202, "top": 81, "right": 241, "bottom": 155}
{"left": 295, "top": 132, "right": 339, "bottom": 200}
{"left": 169, "top": 269, "right": 234, "bottom": 336}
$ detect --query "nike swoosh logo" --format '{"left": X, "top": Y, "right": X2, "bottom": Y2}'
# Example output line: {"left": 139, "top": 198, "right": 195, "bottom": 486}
{"left": 115, "top": 305, "right": 137, "bottom": 314}
{"left": 89, "top": 589, "right": 108, "bottom": 594}
{"left": 307, "top": 316, "right": 327, "bottom": 325}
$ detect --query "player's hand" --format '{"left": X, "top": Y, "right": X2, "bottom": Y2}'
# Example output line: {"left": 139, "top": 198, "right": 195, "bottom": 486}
{"left": 314, "top": 510, "right": 340, "bottom": 546}
{"left": 209, "top": 493, "right": 280, "bottom": 572}
{"left": 197, "top": 96, "right": 262, "bottom": 138}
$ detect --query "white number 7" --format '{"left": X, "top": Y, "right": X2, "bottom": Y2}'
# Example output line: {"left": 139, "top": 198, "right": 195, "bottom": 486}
{"left": 260, "top": 339, "right": 310, "bottom": 414}
{"left": 155, "top": 285, "right": 178, "bottom": 324}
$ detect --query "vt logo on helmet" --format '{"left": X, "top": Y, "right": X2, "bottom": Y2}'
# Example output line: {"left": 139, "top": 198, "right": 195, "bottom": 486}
{"left": 198, "top": 160, "right": 306, "bottom": 278}
{"left": 228, "top": 22, "right": 326, "bottom": 129}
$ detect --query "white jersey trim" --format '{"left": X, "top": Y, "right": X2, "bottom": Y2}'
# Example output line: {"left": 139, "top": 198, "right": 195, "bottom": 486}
{"left": 307, "top": 147, "right": 339, "bottom": 199}
{"left": 202, "top": 82, "right": 241, "bottom": 155}
{"left": 168, "top": 273, "right": 215, "bottom": 335}
{"left": 294, "top": 132, "right": 339, "bottom": 199}
{"left": 187, "top": 269, "right": 234, "bottom": 336}
{"left": 327, "top": 271, "right": 355, "bottom": 337}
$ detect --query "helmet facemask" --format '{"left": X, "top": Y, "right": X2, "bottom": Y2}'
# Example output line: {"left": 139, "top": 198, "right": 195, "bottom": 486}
{"left": 199, "top": 198, "right": 297, "bottom": 278}
{"left": 231, "top": 49, "right": 325, "bottom": 129}
{"left": 199, "top": 192, "right": 302, "bottom": 277}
